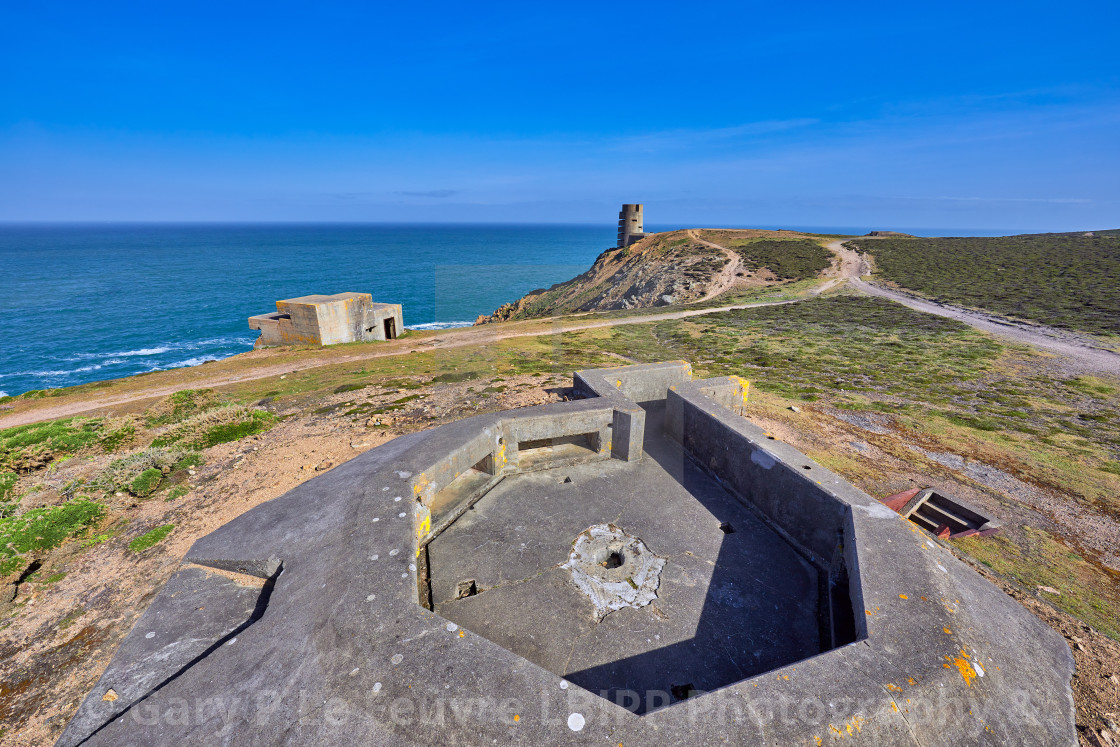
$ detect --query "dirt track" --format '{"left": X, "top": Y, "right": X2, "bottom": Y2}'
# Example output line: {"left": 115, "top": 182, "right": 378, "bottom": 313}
{"left": 0, "top": 297, "right": 798, "bottom": 429}
{"left": 827, "top": 241, "right": 1120, "bottom": 376}
{"left": 4, "top": 238, "right": 1117, "bottom": 429}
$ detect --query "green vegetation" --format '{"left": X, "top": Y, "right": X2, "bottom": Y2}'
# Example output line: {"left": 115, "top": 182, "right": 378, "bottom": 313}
{"left": 165, "top": 485, "right": 189, "bottom": 501}
{"left": 0, "top": 499, "right": 105, "bottom": 575}
{"left": 91, "top": 447, "right": 200, "bottom": 496}
{"left": 128, "top": 468, "right": 164, "bottom": 497}
{"left": 151, "top": 405, "right": 274, "bottom": 449}
{"left": 848, "top": 232, "right": 1120, "bottom": 335}
{"left": 0, "top": 417, "right": 134, "bottom": 473}
{"left": 128, "top": 524, "right": 174, "bottom": 552}
{"left": 713, "top": 236, "right": 833, "bottom": 280}
{"left": 955, "top": 529, "right": 1119, "bottom": 640}
{"left": 0, "top": 472, "right": 17, "bottom": 503}
{"left": 144, "top": 388, "right": 222, "bottom": 426}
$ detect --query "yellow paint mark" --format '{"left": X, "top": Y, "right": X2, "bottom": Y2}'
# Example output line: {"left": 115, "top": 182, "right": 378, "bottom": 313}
{"left": 953, "top": 657, "right": 978, "bottom": 686}
{"left": 898, "top": 594, "right": 908, "bottom": 600}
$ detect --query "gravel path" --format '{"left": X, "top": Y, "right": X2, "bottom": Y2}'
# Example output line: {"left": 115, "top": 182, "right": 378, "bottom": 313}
{"left": 827, "top": 241, "right": 1120, "bottom": 376}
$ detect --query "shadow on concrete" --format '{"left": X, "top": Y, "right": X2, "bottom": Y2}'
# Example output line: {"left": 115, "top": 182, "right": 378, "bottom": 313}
{"left": 563, "top": 404, "right": 824, "bottom": 715}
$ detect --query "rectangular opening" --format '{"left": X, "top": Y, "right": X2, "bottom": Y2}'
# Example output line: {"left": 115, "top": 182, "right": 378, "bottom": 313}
{"left": 428, "top": 455, "right": 495, "bottom": 529}
{"left": 908, "top": 491, "right": 989, "bottom": 537}
{"left": 516, "top": 432, "right": 599, "bottom": 470}
{"left": 383, "top": 317, "right": 397, "bottom": 339}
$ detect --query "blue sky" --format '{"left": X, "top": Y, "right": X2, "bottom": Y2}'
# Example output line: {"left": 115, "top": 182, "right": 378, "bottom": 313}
{"left": 1, "top": 1, "right": 1118, "bottom": 231}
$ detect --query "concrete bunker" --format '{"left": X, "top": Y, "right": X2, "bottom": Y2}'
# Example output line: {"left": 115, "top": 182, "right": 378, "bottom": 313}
{"left": 410, "top": 363, "right": 860, "bottom": 714}
{"left": 248, "top": 292, "right": 403, "bottom": 347}
{"left": 59, "top": 361, "right": 1077, "bottom": 746}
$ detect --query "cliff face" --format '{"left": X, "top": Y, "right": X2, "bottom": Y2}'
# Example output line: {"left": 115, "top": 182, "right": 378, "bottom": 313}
{"left": 476, "top": 231, "right": 733, "bottom": 323}
{"left": 475, "top": 229, "right": 827, "bottom": 324}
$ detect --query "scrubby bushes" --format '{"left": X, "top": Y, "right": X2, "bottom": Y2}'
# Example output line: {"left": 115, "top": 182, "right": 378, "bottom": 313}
{"left": 90, "top": 447, "right": 202, "bottom": 497}
{"left": 0, "top": 417, "right": 137, "bottom": 473}
{"left": 0, "top": 499, "right": 105, "bottom": 575}
{"left": 848, "top": 232, "right": 1120, "bottom": 335}
{"left": 150, "top": 405, "right": 274, "bottom": 449}
{"left": 724, "top": 238, "right": 833, "bottom": 280}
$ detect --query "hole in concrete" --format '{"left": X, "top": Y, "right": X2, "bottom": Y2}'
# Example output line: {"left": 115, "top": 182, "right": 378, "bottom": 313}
{"left": 517, "top": 433, "right": 600, "bottom": 470}
{"left": 562, "top": 476, "right": 572, "bottom": 484}
{"left": 719, "top": 522, "right": 734, "bottom": 534}
{"left": 600, "top": 551, "right": 624, "bottom": 569}
{"left": 456, "top": 580, "right": 478, "bottom": 599}
{"left": 671, "top": 683, "right": 696, "bottom": 701}
{"left": 802, "top": 465, "right": 812, "bottom": 470}
{"left": 767, "top": 436, "right": 776, "bottom": 440}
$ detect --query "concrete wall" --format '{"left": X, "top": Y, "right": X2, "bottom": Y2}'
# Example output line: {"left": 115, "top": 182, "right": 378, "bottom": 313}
{"left": 249, "top": 294, "right": 403, "bottom": 347}
{"left": 617, "top": 203, "right": 644, "bottom": 247}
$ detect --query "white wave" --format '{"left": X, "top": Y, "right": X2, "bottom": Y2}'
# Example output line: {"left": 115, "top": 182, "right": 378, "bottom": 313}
{"left": 405, "top": 321, "right": 475, "bottom": 330}
{"left": 144, "top": 355, "right": 222, "bottom": 372}
{"left": 0, "top": 391, "right": 7, "bottom": 398}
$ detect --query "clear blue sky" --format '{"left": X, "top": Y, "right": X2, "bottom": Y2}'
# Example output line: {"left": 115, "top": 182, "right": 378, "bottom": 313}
{"left": 2, "top": 1, "right": 1118, "bottom": 231}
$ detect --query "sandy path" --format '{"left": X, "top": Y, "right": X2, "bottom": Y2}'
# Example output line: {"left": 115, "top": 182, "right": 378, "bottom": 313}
{"left": 0, "top": 297, "right": 798, "bottom": 429}
{"left": 688, "top": 229, "right": 745, "bottom": 302}
{"left": 6, "top": 239, "right": 1116, "bottom": 428}
{"left": 824, "top": 240, "right": 1120, "bottom": 376}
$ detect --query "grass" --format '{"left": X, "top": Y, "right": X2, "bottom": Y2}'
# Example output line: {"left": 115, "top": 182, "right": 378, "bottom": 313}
{"left": 848, "top": 232, "right": 1120, "bottom": 336}
{"left": 144, "top": 388, "right": 223, "bottom": 426}
{"left": 0, "top": 417, "right": 137, "bottom": 473}
{"left": 704, "top": 234, "right": 833, "bottom": 280}
{"left": 0, "top": 499, "right": 105, "bottom": 575}
{"left": 90, "top": 447, "right": 200, "bottom": 497}
{"left": 954, "top": 528, "right": 1120, "bottom": 640}
{"left": 128, "top": 524, "right": 174, "bottom": 552}
{"left": 151, "top": 405, "right": 275, "bottom": 449}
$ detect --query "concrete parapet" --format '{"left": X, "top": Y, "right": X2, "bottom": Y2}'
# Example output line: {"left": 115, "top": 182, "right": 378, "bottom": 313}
{"left": 59, "top": 361, "right": 1078, "bottom": 747}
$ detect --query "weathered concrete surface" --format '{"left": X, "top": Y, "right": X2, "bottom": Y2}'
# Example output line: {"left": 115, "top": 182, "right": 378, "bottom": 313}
{"left": 249, "top": 292, "right": 403, "bottom": 347}
{"left": 59, "top": 362, "right": 1077, "bottom": 746}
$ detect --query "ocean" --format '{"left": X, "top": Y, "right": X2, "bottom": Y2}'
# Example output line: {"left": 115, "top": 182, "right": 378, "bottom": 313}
{"left": 0, "top": 222, "right": 1024, "bottom": 397}
{"left": 0, "top": 223, "right": 616, "bottom": 396}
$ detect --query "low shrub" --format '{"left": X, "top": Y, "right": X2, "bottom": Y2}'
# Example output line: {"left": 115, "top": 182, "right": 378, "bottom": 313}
{"left": 128, "top": 524, "right": 174, "bottom": 552}
{"left": 151, "top": 405, "right": 275, "bottom": 449}
{"left": 0, "top": 499, "right": 105, "bottom": 575}
{"left": 90, "top": 447, "right": 198, "bottom": 496}
{"left": 129, "top": 468, "right": 164, "bottom": 497}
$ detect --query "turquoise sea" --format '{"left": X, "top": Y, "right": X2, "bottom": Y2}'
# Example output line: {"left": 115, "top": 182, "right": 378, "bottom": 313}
{"left": 0, "top": 223, "right": 1019, "bottom": 397}
{"left": 0, "top": 223, "right": 617, "bottom": 396}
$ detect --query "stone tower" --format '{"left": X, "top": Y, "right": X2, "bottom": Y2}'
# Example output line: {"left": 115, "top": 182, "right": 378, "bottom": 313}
{"left": 617, "top": 203, "right": 648, "bottom": 248}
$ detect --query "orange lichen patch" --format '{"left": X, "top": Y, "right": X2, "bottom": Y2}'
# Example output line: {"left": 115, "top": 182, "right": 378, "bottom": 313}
{"left": 953, "top": 657, "right": 978, "bottom": 687}
{"left": 815, "top": 737, "right": 823, "bottom": 746}
{"left": 890, "top": 701, "right": 899, "bottom": 712}
{"left": 943, "top": 627, "right": 952, "bottom": 634}
{"left": 513, "top": 714, "right": 520, "bottom": 722}
{"left": 898, "top": 594, "right": 908, "bottom": 600}
{"left": 885, "top": 683, "right": 903, "bottom": 692}
{"left": 920, "top": 596, "right": 927, "bottom": 601}
{"left": 827, "top": 716, "right": 867, "bottom": 739}
{"left": 906, "top": 678, "right": 915, "bottom": 686}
